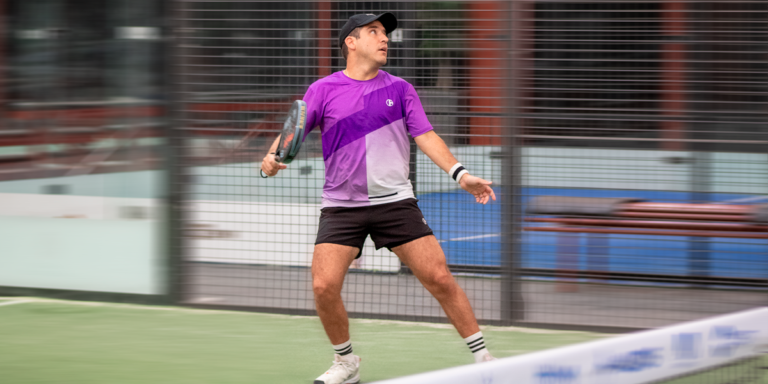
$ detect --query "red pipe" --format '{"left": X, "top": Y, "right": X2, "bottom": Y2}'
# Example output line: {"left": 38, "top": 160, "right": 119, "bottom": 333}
{"left": 525, "top": 227, "right": 768, "bottom": 239}
{"left": 527, "top": 217, "right": 768, "bottom": 232}
{"left": 660, "top": 0, "right": 687, "bottom": 150}
{"left": 0, "top": 0, "right": 5, "bottom": 119}
{"left": 621, "top": 202, "right": 753, "bottom": 215}
{"left": 468, "top": 1, "right": 505, "bottom": 145}
{"left": 617, "top": 212, "right": 748, "bottom": 222}
{"left": 316, "top": 2, "right": 332, "bottom": 78}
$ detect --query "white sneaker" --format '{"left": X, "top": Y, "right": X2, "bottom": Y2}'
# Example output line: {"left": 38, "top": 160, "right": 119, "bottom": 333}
{"left": 481, "top": 353, "right": 498, "bottom": 362}
{"left": 476, "top": 351, "right": 498, "bottom": 363}
{"left": 314, "top": 354, "right": 361, "bottom": 384}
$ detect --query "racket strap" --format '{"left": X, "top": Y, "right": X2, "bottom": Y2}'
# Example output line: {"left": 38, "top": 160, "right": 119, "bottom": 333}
{"left": 449, "top": 163, "right": 469, "bottom": 184}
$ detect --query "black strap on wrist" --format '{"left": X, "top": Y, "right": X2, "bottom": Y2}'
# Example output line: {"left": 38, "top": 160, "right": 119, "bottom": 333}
{"left": 452, "top": 166, "right": 466, "bottom": 182}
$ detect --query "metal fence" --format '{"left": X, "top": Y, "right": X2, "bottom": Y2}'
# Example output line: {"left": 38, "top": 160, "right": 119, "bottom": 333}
{"left": 169, "top": 0, "right": 768, "bottom": 331}
{"left": 512, "top": 0, "right": 768, "bottom": 329}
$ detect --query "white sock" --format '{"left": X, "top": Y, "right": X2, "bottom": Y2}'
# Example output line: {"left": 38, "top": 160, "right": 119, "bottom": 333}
{"left": 464, "top": 331, "right": 490, "bottom": 363}
{"left": 333, "top": 339, "right": 355, "bottom": 361}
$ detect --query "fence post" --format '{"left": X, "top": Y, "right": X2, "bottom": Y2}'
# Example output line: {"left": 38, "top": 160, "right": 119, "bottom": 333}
{"left": 501, "top": 0, "right": 526, "bottom": 325}
{"left": 164, "top": 0, "right": 186, "bottom": 304}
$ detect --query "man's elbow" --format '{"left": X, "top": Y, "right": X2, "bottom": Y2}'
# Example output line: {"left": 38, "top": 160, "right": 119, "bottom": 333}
{"left": 414, "top": 130, "right": 440, "bottom": 146}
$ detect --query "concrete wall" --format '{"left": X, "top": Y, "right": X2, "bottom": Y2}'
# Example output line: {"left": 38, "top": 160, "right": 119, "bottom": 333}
{"left": 0, "top": 194, "right": 164, "bottom": 294}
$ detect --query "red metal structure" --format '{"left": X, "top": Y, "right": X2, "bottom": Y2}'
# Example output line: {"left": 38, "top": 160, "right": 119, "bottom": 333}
{"left": 525, "top": 199, "right": 768, "bottom": 291}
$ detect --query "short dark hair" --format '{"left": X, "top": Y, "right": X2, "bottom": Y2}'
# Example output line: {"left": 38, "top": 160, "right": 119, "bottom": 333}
{"left": 340, "top": 27, "right": 361, "bottom": 61}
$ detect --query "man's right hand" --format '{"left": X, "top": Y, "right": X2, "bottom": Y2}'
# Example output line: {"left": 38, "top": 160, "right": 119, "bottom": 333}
{"left": 261, "top": 153, "right": 287, "bottom": 177}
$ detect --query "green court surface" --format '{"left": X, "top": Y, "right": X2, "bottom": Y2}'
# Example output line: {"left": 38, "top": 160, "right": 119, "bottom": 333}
{"left": 0, "top": 297, "right": 604, "bottom": 383}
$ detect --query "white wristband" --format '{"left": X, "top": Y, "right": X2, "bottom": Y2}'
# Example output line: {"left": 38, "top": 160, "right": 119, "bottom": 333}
{"left": 449, "top": 163, "right": 469, "bottom": 184}
{"left": 455, "top": 169, "right": 469, "bottom": 183}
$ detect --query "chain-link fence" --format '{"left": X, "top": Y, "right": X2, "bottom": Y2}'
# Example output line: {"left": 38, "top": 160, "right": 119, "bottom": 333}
{"left": 170, "top": 0, "right": 518, "bottom": 325}
{"left": 513, "top": 0, "right": 768, "bottom": 329}
{"left": 169, "top": 0, "right": 767, "bottom": 331}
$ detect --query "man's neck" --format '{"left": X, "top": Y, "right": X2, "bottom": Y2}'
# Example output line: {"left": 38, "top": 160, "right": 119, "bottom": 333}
{"left": 343, "top": 61, "right": 380, "bottom": 81}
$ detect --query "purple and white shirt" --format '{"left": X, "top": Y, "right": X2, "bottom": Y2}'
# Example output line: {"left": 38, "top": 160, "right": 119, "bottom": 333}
{"left": 302, "top": 70, "right": 434, "bottom": 208}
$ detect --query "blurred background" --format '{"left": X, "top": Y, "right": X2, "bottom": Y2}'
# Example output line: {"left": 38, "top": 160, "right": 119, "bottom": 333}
{"left": 0, "top": 0, "right": 766, "bottom": 331}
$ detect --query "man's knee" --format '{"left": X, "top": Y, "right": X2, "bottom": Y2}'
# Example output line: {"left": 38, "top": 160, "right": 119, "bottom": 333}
{"left": 423, "top": 270, "right": 457, "bottom": 295}
{"left": 313, "top": 278, "right": 342, "bottom": 299}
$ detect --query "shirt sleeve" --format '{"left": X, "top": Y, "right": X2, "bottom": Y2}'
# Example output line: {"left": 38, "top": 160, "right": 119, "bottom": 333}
{"left": 301, "top": 84, "right": 322, "bottom": 141}
{"left": 403, "top": 83, "right": 434, "bottom": 137}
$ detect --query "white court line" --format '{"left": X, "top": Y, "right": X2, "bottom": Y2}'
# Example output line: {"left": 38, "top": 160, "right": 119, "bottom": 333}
{"left": 719, "top": 195, "right": 768, "bottom": 204}
{"left": 0, "top": 299, "right": 33, "bottom": 307}
{"left": 439, "top": 233, "right": 501, "bottom": 243}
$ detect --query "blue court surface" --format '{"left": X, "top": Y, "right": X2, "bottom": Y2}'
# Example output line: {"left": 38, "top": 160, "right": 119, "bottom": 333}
{"left": 418, "top": 188, "right": 768, "bottom": 281}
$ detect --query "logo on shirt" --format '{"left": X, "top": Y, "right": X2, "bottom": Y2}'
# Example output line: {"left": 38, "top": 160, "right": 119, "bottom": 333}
{"left": 422, "top": 218, "right": 427, "bottom": 225}
{"left": 386, "top": 99, "right": 394, "bottom": 107}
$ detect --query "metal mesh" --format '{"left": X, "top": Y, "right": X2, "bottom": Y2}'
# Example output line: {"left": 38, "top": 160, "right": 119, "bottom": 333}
{"left": 172, "top": 0, "right": 514, "bottom": 324}
{"left": 171, "top": 0, "right": 768, "bottom": 330}
{"left": 514, "top": 0, "right": 768, "bottom": 329}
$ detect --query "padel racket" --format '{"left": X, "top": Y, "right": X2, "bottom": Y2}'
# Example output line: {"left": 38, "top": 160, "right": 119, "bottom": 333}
{"left": 275, "top": 100, "right": 307, "bottom": 164}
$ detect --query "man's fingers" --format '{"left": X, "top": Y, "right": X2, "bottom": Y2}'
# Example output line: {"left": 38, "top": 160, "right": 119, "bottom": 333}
{"left": 473, "top": 190, "right": 487, "bottom": 204}
{"left": 261, "top": 165, "right": 276, "bottom": 177}
{"left": 471, "top": 185, "right": 495, "bottom": 205}
{"left": 460, "top": 176, "right": 496, "bottom": 204}
{"left": 265, "top": 163, "right": 287, "bottom": 177}
{"left": 260, "top": 153, "right": 287, "bottom": 177}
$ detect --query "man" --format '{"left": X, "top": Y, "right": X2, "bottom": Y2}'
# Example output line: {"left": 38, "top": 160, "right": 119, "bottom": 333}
{"left": 261, "top": 13, "right": 496, "bottom": 384}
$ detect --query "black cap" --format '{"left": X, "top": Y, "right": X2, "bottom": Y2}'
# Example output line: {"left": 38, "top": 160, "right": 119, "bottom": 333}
{"left": 338, "top": 13, "right": 398, "bottom": 49}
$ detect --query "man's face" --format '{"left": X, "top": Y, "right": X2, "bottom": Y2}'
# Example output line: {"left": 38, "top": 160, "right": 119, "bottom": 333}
{"left": 350, "top": 20, "right": 389, "bottom": 66}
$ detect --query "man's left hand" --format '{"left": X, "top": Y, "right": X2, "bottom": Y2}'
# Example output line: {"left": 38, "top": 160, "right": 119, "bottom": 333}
{"left": 459, "top": 175, "right": 496, "bottom": 205}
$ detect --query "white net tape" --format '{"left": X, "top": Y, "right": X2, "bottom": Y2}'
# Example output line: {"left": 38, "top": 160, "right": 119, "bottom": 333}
{"left": 372, "top": 308, "right": 768, "bottom": 384}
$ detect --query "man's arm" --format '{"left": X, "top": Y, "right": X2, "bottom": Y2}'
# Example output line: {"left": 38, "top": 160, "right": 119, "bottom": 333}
{"left": 262, "top": 84, "right": 321, "bottom": 177}
{"left": 260, "top": 135, "right": 287, "bottom": 177}
{"left": 414, "top": 131, "right": 496, "bottom": 205}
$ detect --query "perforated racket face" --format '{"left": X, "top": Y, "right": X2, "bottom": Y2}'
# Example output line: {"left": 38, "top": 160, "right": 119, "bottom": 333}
{"left": 275, "top": 100, "right": 307, "bottom": 164}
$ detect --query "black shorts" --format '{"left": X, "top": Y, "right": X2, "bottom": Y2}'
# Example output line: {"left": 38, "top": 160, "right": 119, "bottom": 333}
{"left": 315, "top": 198, "right": 434, "bottom": 258}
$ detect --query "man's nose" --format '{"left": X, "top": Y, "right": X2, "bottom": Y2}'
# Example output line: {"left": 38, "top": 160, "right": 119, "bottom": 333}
{"left": 381, "top": 33, "right": 389, "bottom": 43}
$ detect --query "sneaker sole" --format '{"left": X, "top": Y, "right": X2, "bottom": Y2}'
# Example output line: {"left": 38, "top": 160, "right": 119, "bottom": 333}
{"left": 313, "top": 373, "right": 360, "bottom": 384}
{"left": 314, "top": 356, "right": 360, "bottom": 384}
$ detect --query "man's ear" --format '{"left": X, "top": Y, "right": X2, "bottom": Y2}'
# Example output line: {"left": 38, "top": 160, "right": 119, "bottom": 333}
{"left": 345, "top": 36, "right": 356, "bottom": 52}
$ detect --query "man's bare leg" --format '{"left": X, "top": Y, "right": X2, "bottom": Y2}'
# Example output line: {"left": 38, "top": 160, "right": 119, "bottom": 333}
{"left": 312, "top": 243, "right": 359, "bottom": 344}
{"left": 392, "top": 235, "right": 480, "bottom": 338}
{"left": 392, "top": 235, "right": 495, "bottom": 363}
{"left": 312, "top": 243, "right": 361, "bottom": 384}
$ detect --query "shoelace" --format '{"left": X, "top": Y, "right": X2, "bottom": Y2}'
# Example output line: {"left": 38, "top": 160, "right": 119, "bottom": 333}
{"left": 326, "top": 359, "right": 351, "bottom": 375}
